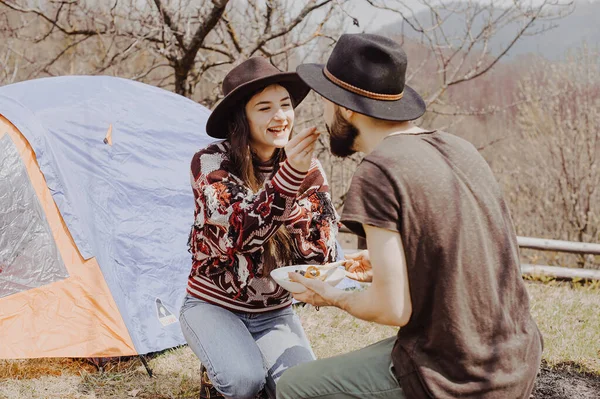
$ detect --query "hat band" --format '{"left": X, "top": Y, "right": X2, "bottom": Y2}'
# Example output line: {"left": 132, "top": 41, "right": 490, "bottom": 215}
{"left": 324, "top": 67, "right": 404, "bottom": 101}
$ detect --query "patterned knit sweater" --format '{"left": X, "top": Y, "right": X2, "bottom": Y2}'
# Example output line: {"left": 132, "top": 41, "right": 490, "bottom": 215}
{"left": 187, "top": 141, "right": 338, "bottom": 313}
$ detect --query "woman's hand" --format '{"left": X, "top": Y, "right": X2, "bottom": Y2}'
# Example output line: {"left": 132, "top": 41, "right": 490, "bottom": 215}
{"left": 284, "top": 127, "right": 319, "bottom": 173}
{"left": 344, "top": 250, "right": 373, "bottom": 283}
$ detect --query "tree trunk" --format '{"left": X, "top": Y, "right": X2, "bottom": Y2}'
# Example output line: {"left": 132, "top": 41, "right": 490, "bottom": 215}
{"left": 174, "top": 64, "right": 191, "bottom": 98}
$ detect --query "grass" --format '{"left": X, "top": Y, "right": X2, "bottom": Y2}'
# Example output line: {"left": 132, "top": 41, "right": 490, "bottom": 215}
{"left": 526, "top": 280, "right": 600, "bottom": 374}
{"left": 0, "top": 281, "right": 598, "bottom": 399}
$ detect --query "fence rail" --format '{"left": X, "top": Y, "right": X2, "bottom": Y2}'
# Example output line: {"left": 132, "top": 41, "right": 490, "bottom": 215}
{"left": 338, "top": 226, "right": 600, "bottom": 280}
{"left": 516, "top": 236, "right": 600, "bottom": 255}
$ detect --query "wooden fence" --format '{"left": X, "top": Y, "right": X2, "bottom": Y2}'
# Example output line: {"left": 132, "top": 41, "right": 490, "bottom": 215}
{"left": 338, "top": 226, "right": 600, "bottom": 281}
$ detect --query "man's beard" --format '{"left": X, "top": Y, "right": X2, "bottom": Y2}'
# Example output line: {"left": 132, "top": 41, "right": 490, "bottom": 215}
{"left": 325, "top": 108, "right": 359, "bottom": 158}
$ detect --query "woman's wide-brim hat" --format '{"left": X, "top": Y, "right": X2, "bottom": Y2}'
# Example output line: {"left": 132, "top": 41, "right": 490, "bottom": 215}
{"left": 297, "top": 33, "right": 426, "bottom": 122}
{"left": 206, "top": 57, "right": 310, "bottom": 138}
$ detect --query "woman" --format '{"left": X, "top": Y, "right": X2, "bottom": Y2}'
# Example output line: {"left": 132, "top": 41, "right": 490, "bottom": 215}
{"left": 180, "top": 57, "right": 338, "bottom": 399}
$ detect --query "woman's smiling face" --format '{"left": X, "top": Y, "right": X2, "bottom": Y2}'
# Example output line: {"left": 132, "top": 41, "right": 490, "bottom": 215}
{"left": 245, "top": 84, "right": 294, "bottom": 160}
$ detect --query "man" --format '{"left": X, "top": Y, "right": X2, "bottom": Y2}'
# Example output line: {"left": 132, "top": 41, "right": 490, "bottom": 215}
{"left": 276, "top": 33, "right": 543, "bottom": 399}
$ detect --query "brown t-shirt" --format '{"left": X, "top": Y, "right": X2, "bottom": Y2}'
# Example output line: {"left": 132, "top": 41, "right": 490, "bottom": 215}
{"left": 342, "top": 131, "right": 543, "bottom": 399}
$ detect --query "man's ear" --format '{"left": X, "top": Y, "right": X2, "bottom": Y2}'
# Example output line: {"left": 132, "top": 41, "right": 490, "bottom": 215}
{"left": 340, "top": 106, "right": 354, "bottom": 121}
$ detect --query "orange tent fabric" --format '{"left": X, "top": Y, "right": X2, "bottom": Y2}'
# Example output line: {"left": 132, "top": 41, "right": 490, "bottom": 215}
{"left": 0, "top": 116, "right": 136, "bottom": 358}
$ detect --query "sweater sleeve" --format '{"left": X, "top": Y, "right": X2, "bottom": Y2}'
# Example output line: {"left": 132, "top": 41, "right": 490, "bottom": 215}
{"left": 285, "top": 159, "right": 339, "bottom": 265}
{"left": 191, "top": 148, "right": 306, "bottom": 256}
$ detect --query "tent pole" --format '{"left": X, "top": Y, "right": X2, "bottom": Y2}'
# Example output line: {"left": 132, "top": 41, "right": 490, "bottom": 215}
{"left": 139, "top": 355, "right": 153, "bottom": 377}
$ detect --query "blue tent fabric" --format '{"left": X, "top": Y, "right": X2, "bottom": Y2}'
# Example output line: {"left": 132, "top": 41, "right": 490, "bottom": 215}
{"left": 0, "top": 76, "right": 215, "bottom": 354}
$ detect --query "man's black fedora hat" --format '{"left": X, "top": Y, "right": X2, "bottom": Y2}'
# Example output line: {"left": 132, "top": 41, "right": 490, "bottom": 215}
{"left": 296, "top": 33, "right": 426, "bottom": 121}
{"left": 206, "top": 57, "right": 310, "bottom": 139}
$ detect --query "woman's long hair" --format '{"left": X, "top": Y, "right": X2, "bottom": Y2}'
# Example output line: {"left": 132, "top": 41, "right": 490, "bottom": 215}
{"left": 227, "top": 92, "right": 295, "bottom": 275}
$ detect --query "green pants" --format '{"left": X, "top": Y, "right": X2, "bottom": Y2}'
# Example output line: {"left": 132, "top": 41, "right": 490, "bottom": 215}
{"left": 276, "top": 337, "right": 405, "bottom": 399}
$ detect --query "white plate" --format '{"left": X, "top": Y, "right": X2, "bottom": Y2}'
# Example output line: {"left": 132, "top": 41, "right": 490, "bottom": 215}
{"left": 270, "top": 264, "right": 346, "bottom": 293}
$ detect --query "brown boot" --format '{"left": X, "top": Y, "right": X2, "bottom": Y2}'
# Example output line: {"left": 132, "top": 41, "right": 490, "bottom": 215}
{"left": 199, "top": 364, "right": 225, "bottom": 399}
{"left": 254, "top": 389, "right": 270, "bottom": 399}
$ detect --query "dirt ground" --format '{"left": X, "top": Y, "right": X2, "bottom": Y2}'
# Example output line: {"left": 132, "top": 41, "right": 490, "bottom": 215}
{"left": 532, "top": 362, "right": 600, "bottom": 399}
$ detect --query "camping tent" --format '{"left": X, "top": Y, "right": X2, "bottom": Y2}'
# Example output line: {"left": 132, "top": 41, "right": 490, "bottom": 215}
{"left": 0, "top": 76, "right": 215, "bottom": 358}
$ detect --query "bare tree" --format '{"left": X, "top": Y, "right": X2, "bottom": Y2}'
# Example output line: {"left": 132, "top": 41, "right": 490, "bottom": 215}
{"left": 311, "top": 0, "right": 573, "bottom": 211}
{"left": 0, "top": 43, "right": 19, "bottom": 86}
{"left": 364, "top": 0, "right": 573, "bottom": 119}
{"left": 0, "top": 0, "right": 343, "bottom": 103}
{"left": 512, "top": 45, "right": 600, "bottom": 267}
{"left": 0, "top": 5, "right": 23, "bottom": 86}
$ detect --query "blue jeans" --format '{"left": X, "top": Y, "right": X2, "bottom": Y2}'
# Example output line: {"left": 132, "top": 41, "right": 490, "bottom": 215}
{"left": 180, "top": 295, "right": 315, "bottom": 399}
